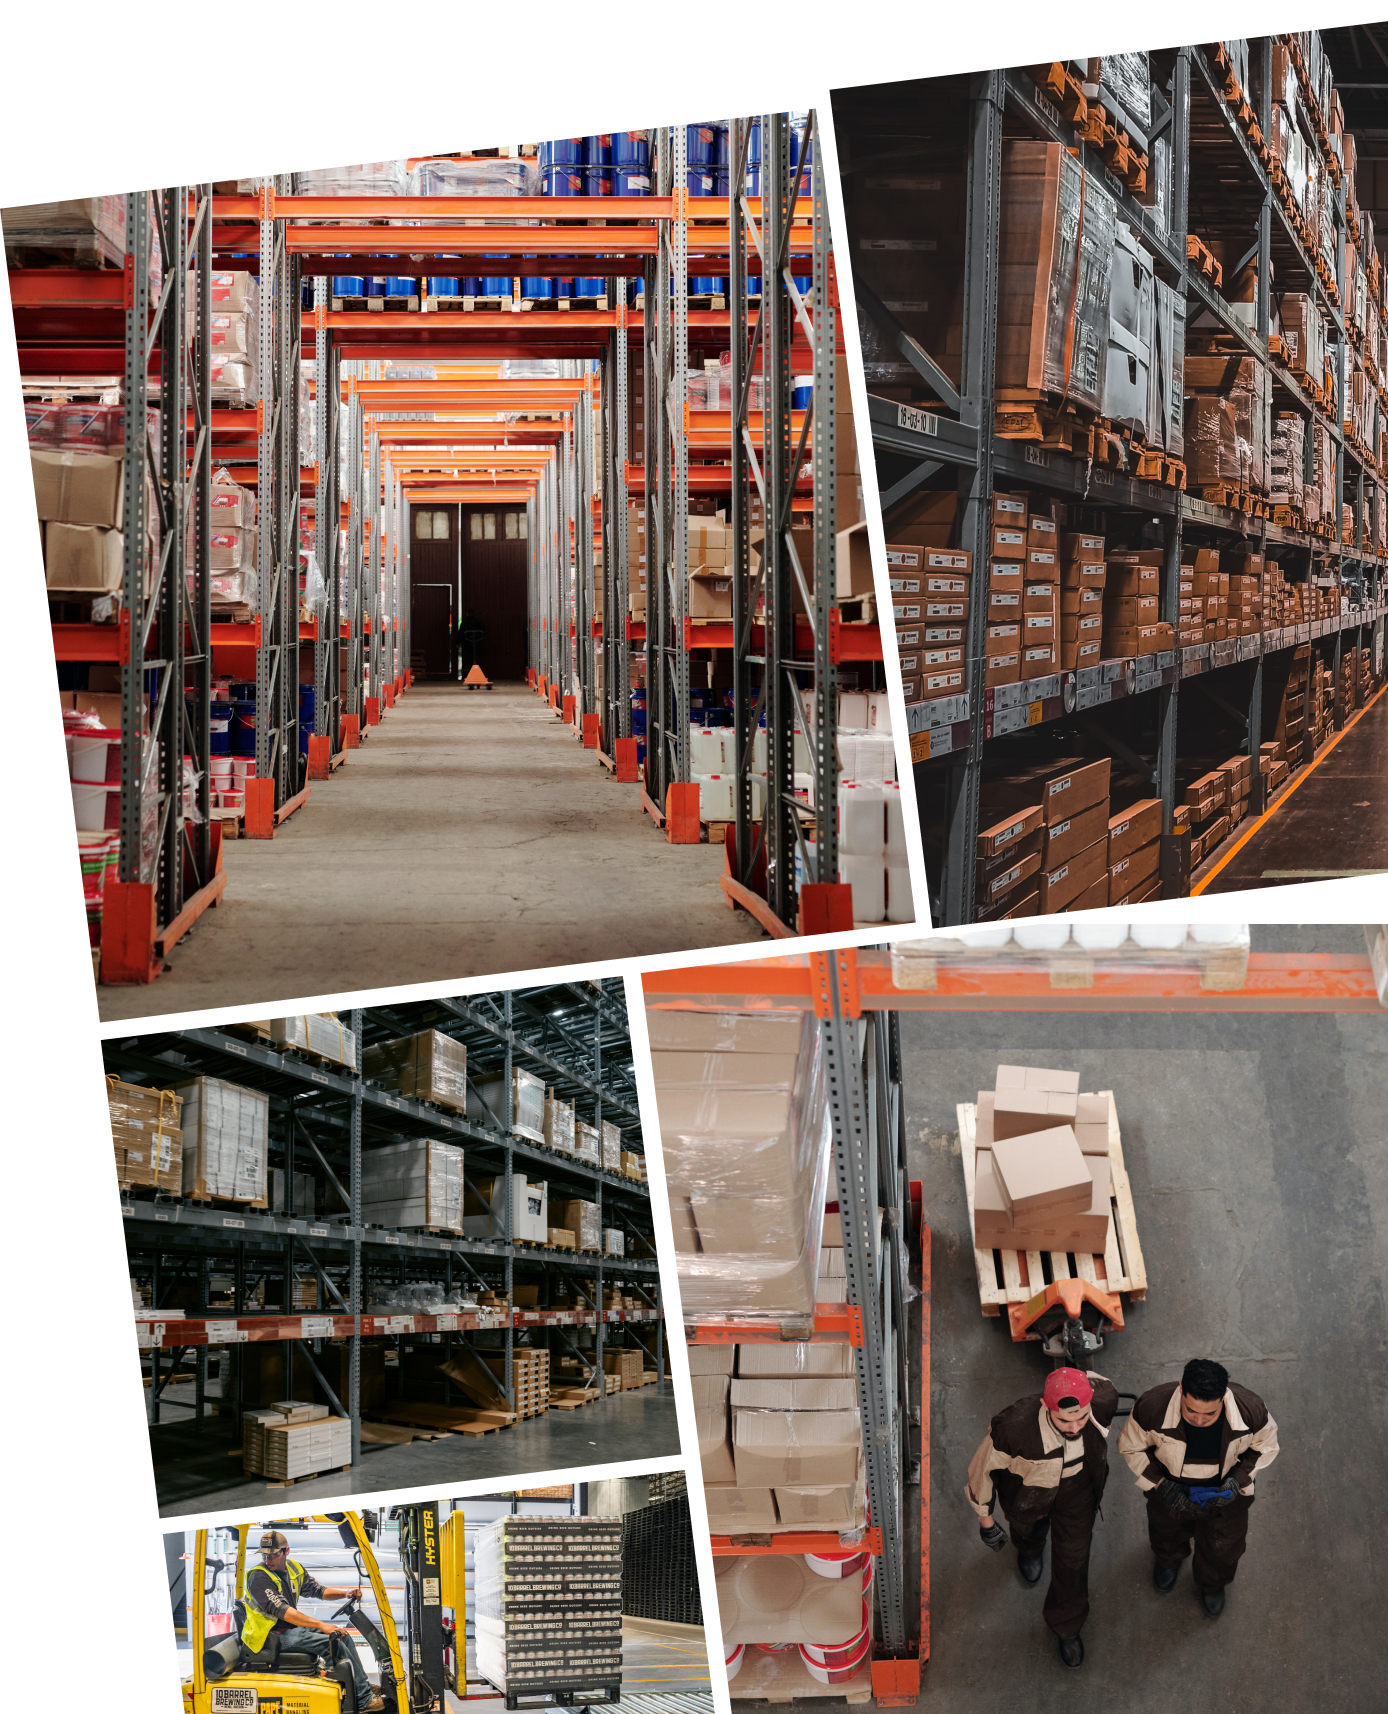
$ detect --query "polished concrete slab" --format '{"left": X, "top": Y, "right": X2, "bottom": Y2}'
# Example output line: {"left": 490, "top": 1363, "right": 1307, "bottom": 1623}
{"left": 154, "top": 1380, "right": 679, "bottom": 1518}
{"left": 101, "top": 683, "right": 763, "bottom": 1022}
{"left": 792, "top": 925, "right": 1385, "bottom": 1710}
{"left": 1205, "top": 686, "right": 1388, "bottom": 892}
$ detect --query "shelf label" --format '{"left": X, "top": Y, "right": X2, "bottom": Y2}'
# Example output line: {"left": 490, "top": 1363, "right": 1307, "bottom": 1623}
{"left": 1033, "top": 84, "right": 1061, "bottom": 128}
{"left": 1092, "top": 467, "right": 1114, "bottom": 486}
{"left": 155, "top": 1211, "right": 171, "bottom": 1223}
{"left": 205, "top": 1321, "right": 249, "bottom": 1344}
{"left": 310, "top": 1226, "right": 328, "bottom": 1237}
{"left": 224, "top": 1041, "right": 248, "bottom": 1055}
{"left": 308, "top": 1070, "right": 331, "bottom": 1085}
{"left": 122, "top": 1205, "right": 134, "bottom": 1217}
{"left": 382, "top": 1232, "right": 400, "bottom": 1244}
{"left": 136, "top": 1322, "right": 165, "bottom": 1349}
{"left": 897, "top": 403, "right": 938, "bottom": 437}
{"left": 1024, "top": 445, "right": 1049, "bottom": 468}
{"left": 222, "top": 1217, "right": 246, "bottom": 1229}
{"left": 435, "top": 1315, "right": 458, "bottom": 1332}
{"left": 1028, "top": 701, "right": 1044, "bottom": 725}
{"left": 381, "top": 1316, "right": 415, "bottom": 1334}
{"left": 300, "top": 1317, "right": 334, "bottom": 1338}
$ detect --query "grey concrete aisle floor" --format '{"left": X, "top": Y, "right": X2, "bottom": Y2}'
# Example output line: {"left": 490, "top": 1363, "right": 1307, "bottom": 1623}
{"left": 101, "top": 682, "right": 765, "bottom": 1021}
{"left": 796, "top": 926, "right": 1384, "bottom": 1714}
{"left": 154, "top": 1378, "right": 678, "bottom": 1517}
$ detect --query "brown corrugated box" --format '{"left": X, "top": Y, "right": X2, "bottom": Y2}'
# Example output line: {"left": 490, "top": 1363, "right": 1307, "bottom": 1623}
{"left": 1038, "top": 834, "right": 1110, "bottom": 912}
{"left": 731, "top": 1377, "right": 857, "bottom": 1411}
{"left": 736, "top": 1342, "right": 855, "bottom": 1379}
{"left": 1108, "top": 837, "right": 1160, "bottom": 899}
{"left": 978, "top": 803, "right": 1042, "bottom": 858}
{"left": 705, "top": 1484, "right": 777, "bottom": 1529}
{"left": 985, "top": 653, "right": 1021, "bottom": 687}
{"left": 692, "top": 1374, "right": 732, "bottom": 1407}
{"left": 688, "top": 1345, "right": 735, "bottom": 1376}
{"left": 773, "top": 1485, "right": 858, "bottom": 1525}
{"left": 1038, "top": 757, "right": 1110, "bottom": 822}
{"left": 732, "top": 1408, "right": 862, "bottom": 1488}
{"left": 647, "top": 1011, "right": 806, "bottom": 1053}
{"left": 1042, "top": 799, "right": 1110, "bottom": 869}
{"left": 992, "top": 1124, "right": 1092, "bottom": 1221}
{"left": 1021, "top": 643, "right": 1055, "bottom": 680}
{"left": 1108, "top": 799, "right": 1162, "bottom": 863}
{"left": 698, "top": 1404, "right": 736, "bottom": 1483}
{"left": 31, "top": 449, "right": 125, "bottom": 527}
{"left": 974, "top": 1148, "right": 1111, "bottom": 1250}
{"left": 992, "top": 523, "right": 1027, "bottom": 559}
{"left": 1073, "top": 1092, "right": 1111, "bottom": 1155}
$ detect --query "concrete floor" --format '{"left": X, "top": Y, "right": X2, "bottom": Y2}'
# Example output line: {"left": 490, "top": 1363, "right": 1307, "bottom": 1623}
{"left": 797, "top": 924, "right": 1385, "bottom": 1711}
{"left": 101, "top": 683, "right": 764, "bottom": 1021}
{"left": 1206, "top": 685, "right": 1388, "bottom": 892}
{"left": 153, "top": 1380, "right": 679, "bottom": 1518}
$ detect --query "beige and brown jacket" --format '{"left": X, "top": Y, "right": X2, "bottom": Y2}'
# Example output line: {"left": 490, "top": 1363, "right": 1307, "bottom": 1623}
{"left": 965, "top": 1375, "right": 1119, "bottom": 1521}
{"left": 1117, "top": 1381, "right": 1279, "bottom": 1496}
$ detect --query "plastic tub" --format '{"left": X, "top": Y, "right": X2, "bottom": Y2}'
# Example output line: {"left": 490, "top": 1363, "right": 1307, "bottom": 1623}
{"left": 724, "top": 1645, "right": 744, "bottom": 1682}
{"left": 804, "top": 1549, "right": 869, "bottom": 1580}
{"left": 1187, "top": 922, "right": 1242, "bottom": 946}
{"left": 68, "top": 729, "right": 121, "bottom": 783}
{"left": 799, "top": 1630, "right": 871, "bottom": 1682}
{"left": 1013, "top": 921, "right": 1072, "bottom": 950}
{"left": 791, "top": 374, "right": 813, "bottom": 409}
{"left": 70, "top": 780, "right": 120, "bottom": 832}
{"left": 1131, "top": 922, "right": 1187, "bottom": 949}
{"left": 1072, "top": 921, "right": 1130, "bottom": 950}
{"left": 232, "top": 758, "right": 256, "bottom": 777}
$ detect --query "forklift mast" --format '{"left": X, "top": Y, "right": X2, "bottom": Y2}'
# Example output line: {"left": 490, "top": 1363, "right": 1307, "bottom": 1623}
{"left": 398, "top": 1503, "right": 446, "bottom": 1712}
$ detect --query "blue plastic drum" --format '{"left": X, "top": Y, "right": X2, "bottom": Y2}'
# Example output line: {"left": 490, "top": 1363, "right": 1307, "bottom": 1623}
{"left": 582, "top": 134, "right": 613, "bottom": 166}
{"left": 612, "top": 168, "right": 651, "bottom": 196}
{"left": 426, "top": 276, "right": 460, "bottom": 297}
{"left": 332, "top": 274, "right": 365, "bottom": 295}
{"left": 208, "top": 700, "right": 232, "bottom": 756}
{"left": 520, "top": 266, "right": 553, "bottom": 299}
{"left": 792, "top": 376, "right": 812, "bottom": 409}
{"left": 686, "top": 168, "right": 717, "bottom": 197}
{"left": 459, "top": 275, "right": 482, "bottom": 296}
{"left": 714, "top": 124, "right": 730, "bottom": 166}
{"left": 574, "top": 275, "right": 605, "bottom": 297}
{"left": 232, "top": 700, "right": 256, "bottom": 758}
{"left": 384, "top": 275, "right": 415, "bottom": 296}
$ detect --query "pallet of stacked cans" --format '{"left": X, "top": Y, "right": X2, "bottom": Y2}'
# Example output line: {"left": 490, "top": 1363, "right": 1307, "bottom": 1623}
{"left": 473, "top": 1513, "right": 624, "bottom": 1708}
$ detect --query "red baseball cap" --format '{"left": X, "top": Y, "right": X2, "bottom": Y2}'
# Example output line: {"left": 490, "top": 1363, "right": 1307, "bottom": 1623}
{"left": 1043, "top": 1368, "right": 1094, "bottom": 1410}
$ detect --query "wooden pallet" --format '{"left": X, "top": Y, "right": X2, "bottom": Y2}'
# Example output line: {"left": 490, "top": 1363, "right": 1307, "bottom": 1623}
{"left": 731, "top": 1647, "right": 873, "bottom": 1705}
{"left": 375, "top": 1402, "right": 518, "bottom": 1436}
{"left": 957, "top": 1092, "right": 1148, "bottom": 1319}
{"left": 331, "top": 295, "right": 418, "bottom": 313}
{"left": 519, "top": 296, "right": 609, "bottom": 312}
{"left": 549, "top": 1387, "right": 602, "bottom": 1409}
{"left": 1134, "top": 448, "right": 1187, "bottom": 489}
{"left": 422, "top": 294, "right": 513, "bottom": 313}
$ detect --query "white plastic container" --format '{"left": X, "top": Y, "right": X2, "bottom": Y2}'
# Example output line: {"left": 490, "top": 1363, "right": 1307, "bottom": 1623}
{"left": 804, "top": 1549, "right": 870, "bottom": 1580}
{"left": 689, "top": 725, "right": 727, "bottom": 772}
{"left": 694, "top": 773, "right": 735, "bottom": 821}
{"left": 886, "top": 861, "right": 914, "bottom": 923}
{"left": 838, "top": 782, "right": 888, "bottom": 856}
{"left": 1187, "top": 922, "right": 1242, "bottom": 946}
{"left": 68, "top": 730, "right": 120, "bottom": 783}
{"left": 840, "top": 854, "right": 887, "bottom": 922}
{"left": 1131, "top": 922, "right": 1186, "bottom": 949}
{"left": 885, "top": 782, "right": 907, "bottom": 856}
{"left": 1013, "top": 921, "right": 1072, "bottom": 950}
{"left": 1072, "top": 921, "right": 1129, "bottom": 950}
{"left": 725, "top": 1645, "right": 745, "bottom": 1682}
{"left": 838, "top": 689, "right": 870, "bottom": 728}
{"left": 70, "top": 779, "right": 119, "bottom": 831}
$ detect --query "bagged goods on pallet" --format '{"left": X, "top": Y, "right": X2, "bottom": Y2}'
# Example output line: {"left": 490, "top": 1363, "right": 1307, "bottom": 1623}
{"left": 175, "top": 1075, "right": 269, "bottom": 1202}
{"left": 650, "top": 1010, "right": 833, "bottom": 1316}
{"left": 361, "top": 1136, "right": 464, "bottom": 1231}
{"left": 107, "top": 1077, "right": 184, "bottom": 1192}
{"left": 468, "top": 1064, "right": 546, "bottom": 1143}
{"left": 996, "top": 141, "right": 1115, "bottom": 415}
{"left": 264, "top": 1013, "right": 356, "bottom": 1066}
{"left": 473, "top": 1515, "right": 623, "bottom": 1695}
{"left": 362, "top": 1029, "right": 467, "bottom": 1111}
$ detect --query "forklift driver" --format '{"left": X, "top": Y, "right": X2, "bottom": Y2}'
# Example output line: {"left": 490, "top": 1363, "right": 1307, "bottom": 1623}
{"left": 243, "top": 1530, "right": 385, "bottom": 1710}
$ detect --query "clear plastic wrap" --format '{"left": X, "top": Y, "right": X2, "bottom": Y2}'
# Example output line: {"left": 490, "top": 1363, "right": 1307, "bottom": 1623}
{"left": 473, "top": 1516, "right": 623, "bottom": 1696}
{"left": 574, "top": 1119, "right": 601, "bottom": 1165}
{"left": 1100, "top": 51, "right": 1152, "bottom": 130}
{"left": 107, "top": 1077, "right": 184, "bottom": 1192}
{"left": 499, "top": 358, "right": 561, "bottom": 378}
{"left": 296, "top": 161, "right": 408, "bottom": 195}
{"left": 363, "top": 1029, "right": 467, "bottom": 1110}
{"left": 601, "top": 1119, "right": 622, "bottom": 1171}
{"left": 543, "top": 1093, "right": 575, "bottom": 1154}
{"left": 557, "top": 1198, "right": 601, "bottom": 1251}
{"left": 890, "top": 923, "right": 1251, "bottom": 989}
{"left": 408, "top": 157, "right": 538, "bottom": 197}
{"left": 469, "top": 1066, "right": 546, "bottom": 1141}
{"left": 175, "top": 1075, "right": 269, "bottom": 1202}
{"left": 209, "top": 569, "right": 258, "bottom": 609}
{"left": 265, "top": 1013, "right": 356, "bottom": 1065}
{"left": 655, "top": 1012, "right": 832, "bottom": 1320}
{"left": 3, "top": 193, "right": 128, "bottom": 267}
{"left": 360, "top": 1136, "right": 464, "bottom": 1231}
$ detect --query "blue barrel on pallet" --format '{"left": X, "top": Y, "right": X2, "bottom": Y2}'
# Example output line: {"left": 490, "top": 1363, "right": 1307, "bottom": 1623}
{"left": 713, "top": 124, "right": 730, "bottom": 166}
{"left": 232, "top": 700, "right": 257, "bottom": 757}
{"left": 521, "top": 264, "right": 553, "bottom": 299}
{"left": 540, "top": 138, "right": 584, "bottom": 167}
{"left": 332, "top": 274, "right": 365, "bottom": 295}
{"left": 298, "top": 687, "right": 315, "bottom": 755}
{"left": 713, "top": 168, "right": 730, "bottom": 198}
{"left": 686, "top": 123, "right": 718, "bottom": 165}
{"left": 612, "top": 167, "right": 651, "bottom": 196}
{"left": 553, "top": 258, "right": 576, "bottom": 296}
{"left": 481, "top": 258, "right": 512, "bottom": 296}
{"left": 612, "top": 130, "right": 649, "bottom": 169}
{"left": 208, "top": 699, "right": 232, "bottom": 756}
{"left": 574, "top": 274, "right": 605, "bottom": 297}
{"left": 792, "top": 274, "right": 813, "bottom": 294}
{"left": 691, "top": 275, "right": 725, "bottom": 295}
{"left": 582, "top": 165, "right": 612, "bottom": 198}
{"left": 384, "top": 274, "right": 416, "bottom": 296}
{"left": 230, "top": 681, "right": 257, "bottom": 701}
{"left": 582, "top": 134, "right": 613, "bottom": 166}
{"left": 747, "top": 119, "right": 763, "bottom": 165}
{"left": 743, "top": 166, "right": 762, "bottom": 196}
{"left": 363, "top": 277, "right": 387, "bottom": 297}
{"left": 427, "top": 276, "right": 460, "bottom": 297}
{"left": 686, "top": 167, "right": 717, "bottom": 197}
{"left": 792, "top": 375, "right": 813, "bottom": 409}
{"left": 541, "top": 165, "right": 584, "bottom": 198}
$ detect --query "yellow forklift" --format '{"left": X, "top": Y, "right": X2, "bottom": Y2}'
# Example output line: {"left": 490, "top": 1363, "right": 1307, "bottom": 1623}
{"left": 184, "top": 1505, "right": 467, "bottom": 1714}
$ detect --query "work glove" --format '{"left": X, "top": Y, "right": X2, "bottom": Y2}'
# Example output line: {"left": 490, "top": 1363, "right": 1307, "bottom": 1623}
{"left": 1202, "top": 1481, "right": 1242, "bottom": 1511}
{"left": 1155, "top": 1477, "right": 1199, "bottom": 1518}
{"left": 979, "top": 1520, "right": 1008, "bottom": 1552}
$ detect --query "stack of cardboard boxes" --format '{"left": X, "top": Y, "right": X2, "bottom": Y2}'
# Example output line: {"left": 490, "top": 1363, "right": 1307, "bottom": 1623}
{"left": 107, "top": 1078, "right": 184, "bottom": 1194}
{"left": 1103, "top": 551, "right": 1170, "bottom": 660}
{"left": 650, "top": 1008, "right": 830, "bottom": 1318}
{"left": 1059, "top": 529, "right": 1106, "bottom": 672}
{"left": 974, "top": 756, "right": 1113, "bottom": 919}
{"left": 205, "top": 470, "right": 258, "bottom": 618}
{"left": 1106, "top": 797, "right": 1162, "bottom": 906}
{"left": 467, "top": 1064, "right": 547, "bottom": 1144}
{"left": 175, "top": 1075, "right": 269, "bottom": 1204}
{"left": 363, "top": 1029, "right": 468, "bottom": 1112}
{"left": 33, "top": 446, "right": 153, "bottom": 608}
{"left": 200, "top": 271, "right": 259, "bottom": 404}
{"left": 361, "top": 1137, "right": 464, "bottom": 1232}
{"left": 972, "top": 1066, "right": 1112, "bottom": 1255}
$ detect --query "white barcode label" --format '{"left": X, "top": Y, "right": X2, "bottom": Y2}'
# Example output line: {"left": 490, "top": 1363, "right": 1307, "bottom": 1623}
{"left": 436, "top": 1314, "right": 458, "bottom": 1331}
{"left": 300, "top": 1317, "right": 334, "bottom": 1338}
{"left": 222, "top": 1217, "right": 246, "bottom": 1229}
{"left": 204, "top": 1321, "right": 248, "bottom": 1344}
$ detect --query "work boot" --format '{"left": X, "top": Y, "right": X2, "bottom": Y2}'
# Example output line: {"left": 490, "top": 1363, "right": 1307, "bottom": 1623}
{"left": 362, "top": 1695, "right": 386, "bottom": 1711}
{"left": 1200, "top": 1587, "right": 1225, "bottom": 1617}
{"left": 1058, "top": 1636, "right": 1084, "bottom": 1669}
{"left": 1018, "top": 1552, "right": 1044, "bottom": 1584}
{"left": 1153, "top": 1561, "right": 1179, "bottom": 1593}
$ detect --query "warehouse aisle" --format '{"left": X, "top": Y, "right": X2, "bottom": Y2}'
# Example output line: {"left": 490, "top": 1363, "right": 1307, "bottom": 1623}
{"left": 153, "top": 1379, "right": 677, "bottom": 1516}
{"left": 100, "top": 683, "right": 763, "bottom": 1020}
{"left": 893, "top": 925, "right": 1382, "bottom": 1713}
{"left": 1201, "top": 685, "right": 1388, "bottom": 892}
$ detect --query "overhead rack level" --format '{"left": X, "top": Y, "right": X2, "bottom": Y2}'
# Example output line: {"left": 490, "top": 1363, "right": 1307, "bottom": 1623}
{"left": 647, "top": 948, "right": 927, "bottom": 1706}
{"left": 104, "top": 979, "right": 665, "bottom": 1498}
{"left": 833, "top": 37, "right": 1388, "bottom": 923}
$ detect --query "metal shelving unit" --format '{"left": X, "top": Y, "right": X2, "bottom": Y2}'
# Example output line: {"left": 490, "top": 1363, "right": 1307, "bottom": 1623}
{"left": 654, "top": 948, "right": 928, "bottom": 1704}
{"left": 13, "top": 185, "right": 223, "bottom": 982}
{"left": 833, "top": 43, "right": 1388, "bottom": 923}
{"left": 107, "top": 979, "right": 664, "bottom": 1507}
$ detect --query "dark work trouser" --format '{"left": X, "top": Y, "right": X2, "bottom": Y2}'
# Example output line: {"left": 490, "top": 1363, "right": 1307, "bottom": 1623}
{"left": 1145, "top": 1491, "right": 1253, "bottom": 1590}
{"left": 1005, "top": 1474, "right": 1099, "bottom": 1639}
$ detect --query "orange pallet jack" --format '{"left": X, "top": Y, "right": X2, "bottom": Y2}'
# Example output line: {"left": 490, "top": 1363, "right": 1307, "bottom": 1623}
{"left": 463, "top": 665, "right": 492, "bottom": 691}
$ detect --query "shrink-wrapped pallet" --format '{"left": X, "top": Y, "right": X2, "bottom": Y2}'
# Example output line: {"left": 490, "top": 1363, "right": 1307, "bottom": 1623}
{"left": 360, "top": 1137, "right": 464, "bottom": 1232}
{"left": 363, "top": 1029, "right": 468, "bottom": 1112}
{"left": 468, "top": 1064, "right": 546, "bottom": 1142}
{"left": 107, "top": 1077, "right": 184, "bottom": 1193}
{"left": 176, "top": 1075, "right": 269, "bottom": 1203}
{"left": 265, "top": 1013, "right": 356, "bottom": 1067}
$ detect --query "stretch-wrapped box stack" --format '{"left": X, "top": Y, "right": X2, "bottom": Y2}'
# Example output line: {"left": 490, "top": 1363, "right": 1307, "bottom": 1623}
{"left": 176, "top": 1075, "right": 268, "bottom": 1203}
{"left": 363, "top": 1030, "right": 468, "bottom": 1112}
{"left": 361, "top": 1138, "right": 464, "bottom": 1232}
{"left": 473, "top": 1515, "right": 624, "bottom": 1695}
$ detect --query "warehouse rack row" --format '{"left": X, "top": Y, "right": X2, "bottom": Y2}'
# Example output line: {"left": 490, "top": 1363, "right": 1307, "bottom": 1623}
{"left": 104, "top": 980, "right": 665, "bottom": 1469}
{"left": 650, "top": 948, "right": 929, "bottom": 1705}
{"left": 833, "top": 38, "right": 1388, "bottom": 922}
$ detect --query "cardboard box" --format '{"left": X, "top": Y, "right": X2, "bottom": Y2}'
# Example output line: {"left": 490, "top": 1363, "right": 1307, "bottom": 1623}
{"left": 31, "top": 449, "right": 125, "bottom": 526}
{"left": 773, "top": 1485, "right": 857, "bottom": 1526}
{"left": 1061, "top": 531, "right": 1105, "bottom": 559}
{"left": 1060, "top": 583, "right": 1106, "bottom": 616}
{"left": 992, "top": 524, "right": 1027, "bottom": 559}
{"left": 883, "top": 543, "right": 924, "bottom": 571}
{"left": 731, "top": 1378, "right": 858, "bottom": 1411}
{"left": 647, "top": 1011, "right": 807, "bottom": 1053}
{"left": 736, "top": 1342, "right": 855, "bottom": 1379}
{"left": 363, "top": 1031, "right": 468, "bottom": 1112}
{"left": 1073, "top": 1092, "right": 1111, "bottom": 1156}
{"left": 1042, "top": 799, "right": 1110, "bottom": 868}
{"left": 992, "top": 491, "right": 1027, "bottom": 524}
{"left": 1108, "top": 799, "right": 1162, "bottom": 863}
{"left": 991, "top": 1124, "right": 1092, "bottom": 1222}
{"left": 1104, "top": 623, "right": 1161, "bottom": 657}
{"left": 977, "top": 803, "right": 1042, "bottom": 858}
{"left": 836, "top": 521, "right": 874, "bottom": 598}
{"left": 1039, "top": 757, "right": 1110, "bottom": 823}
{"left": 1037, "top": 832, "right": 1110, "bottom": 912}
{"left": 992, "top": 1082, "right": 1077, "bottom": 1139}
{"left": 44, "top": 522, "right": 123, "bottom": 592}
{"left": 1021, "top": 643, "right": 1055, "bottom": 680}
{"left": 557, "top": 1199, "right": 601, "bottom": 1252}
{"left": 705, "top": 1485, "right": 777, "bottom": 1529}
{"left": 688, "top": 1345, "right": 736, "bottom": 1376}
{"left": 922, "top": 622, "right": 966, "bottom": 647}
{"left": 988, "top": 588, "right": 1023, "bottom": 621}
{"left": 1026, "top": 548, "right": 1059, "bottom": 581}
{"left": 693, "top": 1374, "right": 732, "bottom": 1407}
{"left": 1108, "top": 836, "right": 1160, "bottom": 899}
{"left": 986, "top": 621, "right": 1022, "bottom": 655}
{"left": 698, "top": 1404, "right": 736, "bottom": 1483}
{"left": 985, "top": 652, "right": 1021, "bottom": 688}
{"left": 977, "top": 847, "right": 1042, "bottom": 903}
{"left": 689, "top": 568, "right": 733, "bottom": 618}
{"left": 732, "top": 1408, "right": 862, "bottom": 1488}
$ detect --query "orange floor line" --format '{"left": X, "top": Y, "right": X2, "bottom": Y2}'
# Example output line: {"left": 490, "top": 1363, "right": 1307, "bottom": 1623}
{"left": 1192, "top": 681, "right": 1388, "bottom": 895}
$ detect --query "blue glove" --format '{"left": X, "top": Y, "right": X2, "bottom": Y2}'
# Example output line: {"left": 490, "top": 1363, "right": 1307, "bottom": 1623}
{"left": 1193, "top": 1480, "right": 1241, "bottom": 1510}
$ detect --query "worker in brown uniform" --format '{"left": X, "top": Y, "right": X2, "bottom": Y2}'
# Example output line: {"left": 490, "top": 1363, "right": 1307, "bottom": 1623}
{"left": 966, "top": 1367, "right": 1119, "bottom": 1670}
{"left": 1118, "top": 1357, "right": 1279, "bottom": 1616}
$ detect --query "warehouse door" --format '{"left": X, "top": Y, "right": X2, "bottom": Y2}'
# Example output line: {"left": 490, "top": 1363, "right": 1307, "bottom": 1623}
{"left": 411, "top": 504, "right": 459, "bottom": 678}
{"left": 461, "top": 507, "right": 528, "bottom": 682}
